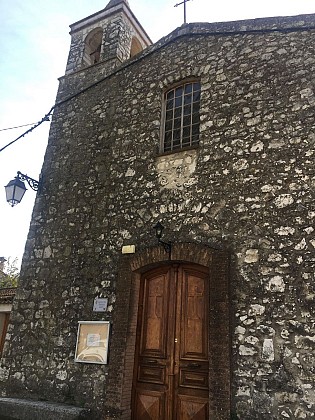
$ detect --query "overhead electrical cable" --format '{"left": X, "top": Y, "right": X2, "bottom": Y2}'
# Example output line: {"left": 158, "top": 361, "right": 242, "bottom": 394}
{"left": 0, "top": 122, "right": 39, "bottom": 132}
{"left": 2, "top": 22, "right": 315, "bottom": 154}
{"left": 0, "top": 112, "right": 53, "bottom": 153}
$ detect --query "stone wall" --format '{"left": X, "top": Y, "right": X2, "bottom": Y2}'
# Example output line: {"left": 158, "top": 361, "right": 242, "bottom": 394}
{"left": 1, "top": 15, "right": 315, "bottom": 419}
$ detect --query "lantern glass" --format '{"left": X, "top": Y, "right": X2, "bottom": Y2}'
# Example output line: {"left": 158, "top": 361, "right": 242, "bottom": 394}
{"left": 153, "top": 221, "right": 164, "bottom": 239}
{"left": 5, "top": 178, "right": 27, "bottom": 206}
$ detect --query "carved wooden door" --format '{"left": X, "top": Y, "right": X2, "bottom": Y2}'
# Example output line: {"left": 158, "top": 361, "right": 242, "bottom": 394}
{"left": 132, "top": 264, "right": 209, "bottom": 420}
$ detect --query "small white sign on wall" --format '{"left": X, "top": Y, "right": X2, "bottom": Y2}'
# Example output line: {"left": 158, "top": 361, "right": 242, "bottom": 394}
{"left": 93, "top": 297, "right": 108, "bottom": 312}
{"left": 87, "top": 333, "right": 101, "bottom": 347}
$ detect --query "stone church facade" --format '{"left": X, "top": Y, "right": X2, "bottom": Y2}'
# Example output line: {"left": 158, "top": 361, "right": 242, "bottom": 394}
{"left": 0, "top": 1, "right": 314, "bottom": 419}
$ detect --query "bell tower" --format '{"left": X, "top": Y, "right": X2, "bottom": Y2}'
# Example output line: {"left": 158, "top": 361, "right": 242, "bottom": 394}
{"left": 65, "top": 0, "right": 152, "bottom": 74}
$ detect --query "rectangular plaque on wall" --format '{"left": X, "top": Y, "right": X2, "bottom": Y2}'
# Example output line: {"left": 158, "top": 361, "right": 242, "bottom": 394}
{"left": 93, "top": 297, "right": 108, "bottom": 312}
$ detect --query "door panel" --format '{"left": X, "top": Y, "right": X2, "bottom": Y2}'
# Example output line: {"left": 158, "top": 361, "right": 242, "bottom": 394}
{"left": 180, "top": 268, "right": 208, "bottom": 359}
{"left": 133, "top": 264, "right": 209, "bottom": 420}
{"left": 177, "top": 395, "right": 209, "bottom": 420}
{"left": 140, "top": 271, "right": 170, "bottom": 358}
{"left": 135, "top": 390, "right": 165, "bottom": 420}
{"left": 179, "top": 369, "right": 209, "bottom": 390}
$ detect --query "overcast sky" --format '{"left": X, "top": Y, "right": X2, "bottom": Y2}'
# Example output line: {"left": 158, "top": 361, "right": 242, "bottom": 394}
{"left": 1, "top": 0, "right": 315, "bottom": 269}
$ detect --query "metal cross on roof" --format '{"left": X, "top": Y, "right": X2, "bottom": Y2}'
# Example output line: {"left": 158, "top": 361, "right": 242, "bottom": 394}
{"left": 174, "top": 0, "right": 192, "bottom": 24}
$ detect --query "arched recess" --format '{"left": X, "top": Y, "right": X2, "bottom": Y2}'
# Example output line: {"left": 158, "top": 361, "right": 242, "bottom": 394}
{"left": 130, "top": 36, "right": 143, "bottom": 58}
{"left": 105, "top": 243, "right": 231, "bottom": 419}
{"left": 82, "top": 28, "right": 103, "bottom": 66}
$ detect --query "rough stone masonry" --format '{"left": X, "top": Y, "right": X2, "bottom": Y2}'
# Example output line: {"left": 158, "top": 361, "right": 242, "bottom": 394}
{"left": 0, "top": 5, "right": 315, "bottom": 420}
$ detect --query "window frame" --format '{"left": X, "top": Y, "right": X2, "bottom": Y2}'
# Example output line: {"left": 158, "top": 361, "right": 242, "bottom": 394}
{"left": 161, "top": 79, "right": 201, "bottom": 153}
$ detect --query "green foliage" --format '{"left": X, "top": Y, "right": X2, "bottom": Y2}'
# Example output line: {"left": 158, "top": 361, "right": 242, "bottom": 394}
{"left": 0, "top": 257, "right": 19, "bottom": 288}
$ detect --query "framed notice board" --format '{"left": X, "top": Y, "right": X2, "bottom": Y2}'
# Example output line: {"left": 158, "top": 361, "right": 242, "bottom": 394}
{"left": 74, "top": 321, "right": 110, "bottom": 364}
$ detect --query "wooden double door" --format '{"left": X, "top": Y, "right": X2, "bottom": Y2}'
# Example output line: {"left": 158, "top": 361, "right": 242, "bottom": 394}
{"left": 132, "top": 263, "right": 209, "bottom": 420}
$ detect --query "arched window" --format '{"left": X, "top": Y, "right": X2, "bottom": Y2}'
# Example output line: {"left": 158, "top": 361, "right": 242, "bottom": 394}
{"left": 83, "top": 28, "right": 103, "bottom": 66}
{"left": 130, "top": 36, "right": 143, "bottom": 58}
{"left": 162, "top": 81, "right": 201, "bottom": 152}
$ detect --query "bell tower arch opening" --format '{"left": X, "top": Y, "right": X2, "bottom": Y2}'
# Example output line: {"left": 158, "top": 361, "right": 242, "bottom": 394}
{"left": 64, "top": 0, "right": 152, "bottom": 75}
{"left": 82, "top": 28, "right": 103, "bottom": 66}
{"left": 130, "top": 36, "right": 143, "bottom": 58}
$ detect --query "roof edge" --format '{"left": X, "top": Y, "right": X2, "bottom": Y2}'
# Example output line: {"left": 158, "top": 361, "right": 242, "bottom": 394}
{"left": 172, "top": 13, "right": 315, "bottom": 37}
{"left": 69, "top": 3, "right": 152, "bottom": 45}
{"left": 58, "top": 13, "right": 315, "bottom": 85}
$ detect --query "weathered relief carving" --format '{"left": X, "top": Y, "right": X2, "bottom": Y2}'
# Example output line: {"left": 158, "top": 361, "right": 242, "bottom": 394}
{"left": 155, "top": 149, "right": 198, "bottom": 190}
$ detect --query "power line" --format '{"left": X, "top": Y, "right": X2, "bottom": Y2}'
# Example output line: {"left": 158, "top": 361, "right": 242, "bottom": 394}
{"left": 0, "top": 122, "right": 39, "bottom": 132}
{"left": 0, "top": 113, "right": 52, "bottom": 153}
{"left": 2, "top": 22, "right": 315, "bottom": 155}
{"left": 0, "top": 58, "right": 131, "bottom": 154}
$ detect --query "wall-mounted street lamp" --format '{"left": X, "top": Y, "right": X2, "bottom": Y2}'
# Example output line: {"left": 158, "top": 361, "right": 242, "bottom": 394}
{"left": 5, "top": 171, "right": 40, "bottom": 207}
{"left": 153, "top": 221, "right": 172, "bottom": 258}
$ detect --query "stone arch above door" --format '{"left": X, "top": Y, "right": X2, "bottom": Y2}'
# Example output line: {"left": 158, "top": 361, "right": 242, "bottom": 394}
{"left": 105, "top": 243, "right": 231, "bottom": 420}
{"left": 130, "top": 243, "right": 216, "bottom": 272}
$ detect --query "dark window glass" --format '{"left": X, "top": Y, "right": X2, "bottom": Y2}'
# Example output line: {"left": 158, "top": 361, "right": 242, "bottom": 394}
{"left": 165, "top": 121, "right": 173, "bottom": 132}
{"left": 184, "top": 94, "right": 192, "bottom": 105}
{"left": 166, "top": 110, "right": 173, "bottom": 120}
{"left": 184, "top": 84, "right": 193, "bottom": 94}
{"left": 192, "top": 124, "right": 199, "bottom": 135}
{"left": 183, "top": 126, "right": 191, "bottom": 138}
{"left": 192, "top": 134, "right": 199, "bottom": 143}
{"left": 192, "top": 113, "right": 199, "bottom": 124}
{"left": 183, "top": 116, "right": 191, "bottom": 127}
{"left": 173, "top": 129, "right": 181, "bottom": 140}
{"left": 184, "top": 105, "right": 191, "bottom": 115}
{"left": 193, "top": 91, "right": 201, "bottom": 102}
{"left": 182, "top": 138, "right": 191, "bottom": 147}
{"left": 175, "top": 87, "right": 183, "bottom": 97}
{"left": 175, "top": 96, "right": 182, "bottom": 108}
{"left": 174, "top": 118, "right": 181, "bottom": 130}
{"left": 174, "top": 108, "right": 182, "bottom": 118}
{"left": 193, "top": 103, "right": 200, "bottom": 114}
{"left": 166, "top": 98, "right": 174, "bottom": 109}
{"left": 165, "top": 131, "right": 172, "bottom": 141}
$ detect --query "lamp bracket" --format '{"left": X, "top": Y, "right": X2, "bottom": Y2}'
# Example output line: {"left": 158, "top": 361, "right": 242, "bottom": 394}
{"left": 158, "top": 239, "right": 172, "bottom": 256}
{"left": 17, "top": 171, "right": 39, "bottom": 191}
{"left": 153, "top": 221, "right": 172, "bottom": 259}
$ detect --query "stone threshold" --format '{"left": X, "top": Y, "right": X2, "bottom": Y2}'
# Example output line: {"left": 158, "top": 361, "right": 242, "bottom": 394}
{"left": 0, "top": 397, "right": 90, "bottom": 420}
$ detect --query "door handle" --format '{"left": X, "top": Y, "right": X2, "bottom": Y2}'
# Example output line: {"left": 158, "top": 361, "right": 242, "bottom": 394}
{"left": 187, "top": 363, "right": 201, "bottom": 368}
{"left": 146, "top": 360, "right": 158, "bottom": 364}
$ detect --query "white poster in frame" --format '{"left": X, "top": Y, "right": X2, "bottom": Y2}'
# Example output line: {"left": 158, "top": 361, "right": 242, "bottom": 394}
{"left": 74, "top": 321, "right": 110, "bottom": 364}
